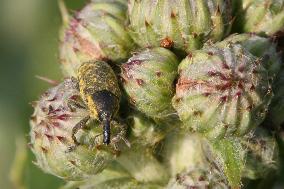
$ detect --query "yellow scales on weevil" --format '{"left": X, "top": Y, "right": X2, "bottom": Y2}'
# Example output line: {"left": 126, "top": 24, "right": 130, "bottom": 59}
{"left": 71, "top": 61, "right": 121, "bottom": 146}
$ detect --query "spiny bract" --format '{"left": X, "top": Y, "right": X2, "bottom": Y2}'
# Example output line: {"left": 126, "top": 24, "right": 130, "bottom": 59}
{"left": 214, "top": 33, "right": 282, "bottom": 81}
{"left": 29, "top": 79, "right": 127, "bottom": 180}
{"left": 59, "top": 0, "right": 134, "bottom": 77}
{"left": 121, "top": 47, "right": 179, "bottom": 120}
{"left": 166, "top": 167, "right": 229, "bottom": 189}
{"left": 163, "top": 132, "right": 229, "bottom": 189}
{"left": 173, "top": 44, "right": 272, "bottom": 139}
{"left": 128, "top": 0, "right": 233, "bottom": 54}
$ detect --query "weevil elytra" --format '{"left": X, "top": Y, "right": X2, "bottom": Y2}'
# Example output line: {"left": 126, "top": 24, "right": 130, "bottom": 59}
{"left": 70, "top": 61, "right": 121, "bottom": 146}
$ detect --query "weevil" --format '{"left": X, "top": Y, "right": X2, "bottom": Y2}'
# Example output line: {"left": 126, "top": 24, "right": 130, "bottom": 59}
{"left": 70, "top": 61, "right": 121, "bottom": 146}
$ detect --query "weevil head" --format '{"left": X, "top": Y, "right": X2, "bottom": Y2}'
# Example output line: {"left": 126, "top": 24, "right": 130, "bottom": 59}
{"left": 92, "top": 90, "right": 120, "bottom": 122}
{"left": 92, "top": 90, "right": 120, "bottom": 145}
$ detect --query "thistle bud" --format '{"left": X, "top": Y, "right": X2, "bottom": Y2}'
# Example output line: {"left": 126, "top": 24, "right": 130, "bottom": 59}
{"left": 215, "top": 33, "right": 282, "bottom": 81}
{"left": 121, "top": 47, "right": 179, "bottom": 120}
{"left": 127, "top": 113, "right": 168, "bottom": 147}
{"left": 61, "top": 162, "right": 164, "bottom": 189}
{"left": 163, "top": 132, "right": 229, "bottom": 189}
{"left": 59, "top": 0, "right": 134, "bottom": 76}
{"left": 115, "top": 145, "right": 169, "bottom": 184}
{"left": 166, "top": 167, "right": 229, "bottom": 189}
{"left": 173, "top": 44, "right": 272, "bottom": 139}
{"left": 236, "top": 0, "right": 284, "bottom": 36}
{"left": 128, "top": 0, "right": 233, "bottom": 54}
{"left": 29, "top": 79, "right": 127, "bottom": 180}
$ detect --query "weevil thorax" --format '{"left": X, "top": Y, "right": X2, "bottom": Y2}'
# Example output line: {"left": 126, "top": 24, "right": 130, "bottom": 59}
{"left": 77, "top": 61, "right": 121, "bottom": 121}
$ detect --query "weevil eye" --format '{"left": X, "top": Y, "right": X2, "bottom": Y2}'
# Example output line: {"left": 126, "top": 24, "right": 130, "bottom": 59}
{"left": 92, "top": 90, "right": 119, "bottom": 122}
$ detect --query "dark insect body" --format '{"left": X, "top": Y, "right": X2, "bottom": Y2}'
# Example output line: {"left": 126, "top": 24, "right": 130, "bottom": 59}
{"left": 71, "top": 61, "right": 121, "bottom": 146}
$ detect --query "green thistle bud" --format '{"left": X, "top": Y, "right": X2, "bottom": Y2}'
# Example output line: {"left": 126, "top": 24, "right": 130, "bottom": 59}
{"left": 173, "top": 44, "right": 272, "bottom": 139}
{"left": 121, "top": 47, "right": 179, "bottom": 120}
{"left": 127, "top": 113, "right": 168, "bottom": 147}
{"left": 62, "top": 177, "right": 163, "bottom": 189}
{"left": 166, "top": 167, "right": 229, "bottom": 189}
{"left": 237, "top": 0, "right": 284, "bottom": 35}
{"left": 163, "top": 132, "right": 229, "bottom": 188}
{"left": 242, "top": 128, "right": 279, "bottom": 179}
{"left": 61, "top": 146, "right": 167, "bottom": 189}
{"left": 59, "top": 0, "right": 134, "bottom": 77}
{"left": 215, "top": 33, "right": 282, "bottom": 80}
{"left": 61, "top": 162, "right": 164, "bottom": 189}
{"left": 268, "top": 69, "right": 284, "bottom": 126}
{"left": 202, "top": 128, "right": 279, "bottom": 187}
{"left": 128, "top": 0, "right": 233, "bottom": 54}
{"left": 163, "top": 132, "right": 208, "bottom": 176}
{"left": 115, "top": 145, "right": 169, "bottom": 184}
{"left": 29, "top": 79, "right": 127, "bottom": 180}
{"left": 60, "top": 162, "right": 162, "bottom": 189}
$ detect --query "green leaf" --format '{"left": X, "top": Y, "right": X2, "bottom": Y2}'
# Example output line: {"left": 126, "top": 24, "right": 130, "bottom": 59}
{"left": 212, "top": 138, "right": 245, "bottom": 188}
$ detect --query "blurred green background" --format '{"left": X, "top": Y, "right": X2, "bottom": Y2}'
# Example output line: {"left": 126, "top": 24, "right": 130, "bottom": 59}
{"left": 0, "top": 0, "right": 86, "bottom": 188}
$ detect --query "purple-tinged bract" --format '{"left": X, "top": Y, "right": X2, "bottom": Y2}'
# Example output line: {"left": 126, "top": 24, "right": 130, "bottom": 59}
{"left": 59, "top": 0, "right": 134, "bottom": 76}
{"left": 121, "top": 47, "right": 179, "bottom": 120}
{"left": 173, "top": 44, "right": 272, "bottom": 139}
{"left": 128, "top": 0, "right": 233, "bottom": 54}
{"left": 29, "top": 79, "right": 127, "bottom": 180}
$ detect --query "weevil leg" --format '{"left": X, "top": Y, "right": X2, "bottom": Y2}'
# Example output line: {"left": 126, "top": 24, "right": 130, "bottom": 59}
{"left": 111, "top": 120, "right": 131, "bottom": 148}
{"left": 112, "top": 143, "right": 119, "bottom": 154}
{"left": 89, "top": 133, "right": 103, "bottom": 150}
{"left": 67, "top": 98, "right": 86, "bottom": 112}
{"left": 67, "top": 116, "right": 90, "bottom": 152}
{"left": 72, "top": 116, "right": 90, "bottom": 144}
{"left": 108, "top": 123, "right": 121, "bottom": 156}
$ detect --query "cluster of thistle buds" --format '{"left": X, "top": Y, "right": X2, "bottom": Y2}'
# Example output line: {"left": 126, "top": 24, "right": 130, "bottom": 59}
{"left": 29, "top": 0, "right": 284, "bottom": 188}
